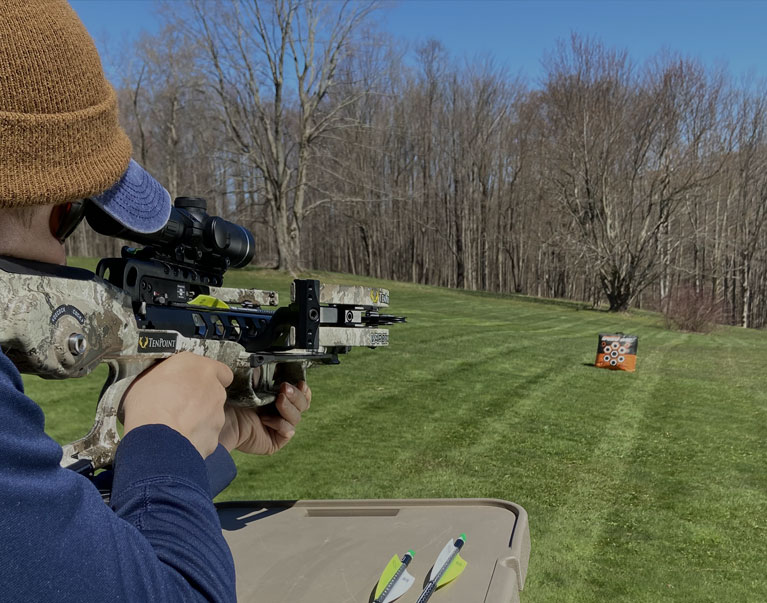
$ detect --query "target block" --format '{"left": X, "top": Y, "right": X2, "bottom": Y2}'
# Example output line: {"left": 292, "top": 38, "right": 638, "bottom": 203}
{"left": 595, "top": 333, "right": 638, "bottom": 372}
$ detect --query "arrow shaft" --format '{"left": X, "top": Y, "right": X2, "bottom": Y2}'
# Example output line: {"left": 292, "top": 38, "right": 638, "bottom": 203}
{"left": 415, "top": 580, "right": 438, "bottom": 603}
{"left": 374, "top": 564, "right": 407, "bottom": 603}
{"left": 374, "top": 552, "right": 414, "bottom": 603}
{"left": 415, "top": 542, "right": 463, "bottom": 603}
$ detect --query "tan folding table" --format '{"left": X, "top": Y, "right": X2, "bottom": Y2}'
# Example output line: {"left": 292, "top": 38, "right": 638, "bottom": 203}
{"left": 218, "top": 498, "right": 530, "bottom": 603}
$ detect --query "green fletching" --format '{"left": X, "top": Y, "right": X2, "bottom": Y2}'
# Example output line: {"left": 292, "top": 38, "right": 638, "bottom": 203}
{"left": 436, "top": 554, "right": 467, "bottom": 587}
{"left": 375, "top": 555, "right": 402, "bottom": 598}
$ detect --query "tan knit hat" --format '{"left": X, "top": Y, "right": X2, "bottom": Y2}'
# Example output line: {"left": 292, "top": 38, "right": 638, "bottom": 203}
{"left": 0, "top": 0, "right": 132, "bottom": 208}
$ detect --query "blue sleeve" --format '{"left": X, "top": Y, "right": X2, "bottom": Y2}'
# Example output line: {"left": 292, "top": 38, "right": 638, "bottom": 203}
{"left": 93, "top": 444, "right": 238, "bottom": 499}
{"left": 205, "top": 443, "right": 239, "bottom": 496}
{"left": 0, "top": 350, "right": 236, "bottom": 602}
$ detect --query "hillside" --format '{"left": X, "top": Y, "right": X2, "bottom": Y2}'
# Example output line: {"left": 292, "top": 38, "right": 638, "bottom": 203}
{"left": 27, "top": 264, "right": 767, "bottom": 602}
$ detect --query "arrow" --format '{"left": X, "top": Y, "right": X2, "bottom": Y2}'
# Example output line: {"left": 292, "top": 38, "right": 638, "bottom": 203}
{"left": 373, "top": 550, "right": 416, "bottom": 603}
{"left": 415, "top": 534, "right": 467, "bottom": 603}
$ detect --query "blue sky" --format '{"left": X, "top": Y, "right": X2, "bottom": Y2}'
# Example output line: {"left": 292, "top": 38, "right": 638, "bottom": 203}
{"left": 71, "top": 0, "right": 767, "bottom": 85}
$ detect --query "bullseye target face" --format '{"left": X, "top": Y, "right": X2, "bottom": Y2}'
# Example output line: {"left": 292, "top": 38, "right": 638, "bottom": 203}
{"left": 595, "top": 334, "right": 638, "bottom": 372}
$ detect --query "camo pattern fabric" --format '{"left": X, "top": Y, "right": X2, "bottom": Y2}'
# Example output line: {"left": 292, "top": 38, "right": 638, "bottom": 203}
{"left": 319, "top": 326, "right": 389, "bottom": 347}
{"left": 303, "top": 283, "right": 391, "bottom": 308}
{"left": 207, "top": 286, "right": 279, "bottom": 307}
{"left": 61, "top": 360, "right": 146, "bottom": 470}
{"left": 0, "top": 270, "right": 136, "bottom": 379}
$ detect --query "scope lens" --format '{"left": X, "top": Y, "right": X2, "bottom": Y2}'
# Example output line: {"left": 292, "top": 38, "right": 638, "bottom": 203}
{"left": 206, "top": 218, "right": 255, "bottom": 267}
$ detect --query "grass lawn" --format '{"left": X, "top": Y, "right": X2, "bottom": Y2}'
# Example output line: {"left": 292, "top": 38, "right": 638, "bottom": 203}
{"left": 26, "top": 260, "right": 767, "bottom": 602}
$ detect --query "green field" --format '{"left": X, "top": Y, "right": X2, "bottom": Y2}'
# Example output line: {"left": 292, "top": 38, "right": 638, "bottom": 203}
{"left": 26, "top": 262, "right": 767, "bottom": 602}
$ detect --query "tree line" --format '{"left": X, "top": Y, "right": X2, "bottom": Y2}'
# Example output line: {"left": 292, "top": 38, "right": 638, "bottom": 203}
{"left": 67, "top": 0, "right": 767, "bottom": 328}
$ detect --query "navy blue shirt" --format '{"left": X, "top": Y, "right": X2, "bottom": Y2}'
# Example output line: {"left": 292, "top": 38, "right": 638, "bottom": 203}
{"left": 0, "top": 349, "right": 237, "bottom": 601}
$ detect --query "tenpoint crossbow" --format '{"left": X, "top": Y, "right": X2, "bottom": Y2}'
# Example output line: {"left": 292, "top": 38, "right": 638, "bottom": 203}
{"left": 0, "top": 196, "right": 404, "bottom": 477}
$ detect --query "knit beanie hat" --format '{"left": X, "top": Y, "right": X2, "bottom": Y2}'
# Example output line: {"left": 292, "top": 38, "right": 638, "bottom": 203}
{"left": 0, "top": 0, "right": 132, "bottom": 208}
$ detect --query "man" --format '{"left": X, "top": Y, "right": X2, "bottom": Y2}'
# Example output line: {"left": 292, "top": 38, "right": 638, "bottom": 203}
{"left": 0, "top": 1, "right": 309, "bottom": 600}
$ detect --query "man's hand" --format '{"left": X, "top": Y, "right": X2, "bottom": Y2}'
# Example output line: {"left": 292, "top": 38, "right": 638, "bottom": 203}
{"left": 219, "top": 381, "right": 312, "bottom": 455}
{"left": 122, "top": 352, "right": 234, "bottom": 459}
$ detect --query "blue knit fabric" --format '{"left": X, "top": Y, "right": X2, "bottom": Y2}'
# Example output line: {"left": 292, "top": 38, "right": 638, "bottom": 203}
{"left": 0, "top": 348, "right": 236, "bottom": 602}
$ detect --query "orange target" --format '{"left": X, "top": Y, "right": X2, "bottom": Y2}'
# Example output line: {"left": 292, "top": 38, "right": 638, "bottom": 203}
{"left": 595, "top": 333, "right": 638, "bottom": 372}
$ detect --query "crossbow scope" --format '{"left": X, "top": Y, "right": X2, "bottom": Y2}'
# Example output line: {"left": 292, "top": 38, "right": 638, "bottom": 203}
{"left": 86, "top": 196, "right": 255, "bottom": 275}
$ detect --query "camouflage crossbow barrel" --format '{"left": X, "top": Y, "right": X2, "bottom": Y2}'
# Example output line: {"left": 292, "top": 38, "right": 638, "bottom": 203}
{"left": 0, "top": 197, "right": 404, "bottom": 476}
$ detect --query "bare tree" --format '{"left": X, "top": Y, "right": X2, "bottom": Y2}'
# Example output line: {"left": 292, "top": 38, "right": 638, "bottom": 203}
{"left": 541, "top": 36, "right": 723, "bottom": 310}
{"left": 176, "top": 0, "right": 379, "bottom": 272}
{"left": 717, "top": 88, "right": 767, "bottom": 327}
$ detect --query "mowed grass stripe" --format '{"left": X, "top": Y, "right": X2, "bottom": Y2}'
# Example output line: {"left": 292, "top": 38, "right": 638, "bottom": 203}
{"left": 355, "top": 299, "right": 622, "bottom": 499}
{"left": 525, "top": 337, "right": 676, "bottom": 602}
{"left": 592, "top": 335, "right": 767, "bottom": 603}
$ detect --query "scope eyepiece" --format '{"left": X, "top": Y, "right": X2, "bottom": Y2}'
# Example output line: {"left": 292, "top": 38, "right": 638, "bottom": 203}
{"left": 86, "top": 196, "right": 255, "bottom": 273}
{"left": 204, "top": 217, "right": 254, "bottom": 268}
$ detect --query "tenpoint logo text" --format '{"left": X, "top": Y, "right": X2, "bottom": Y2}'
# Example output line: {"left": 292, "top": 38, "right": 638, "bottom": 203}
{"left": 137, "top": 332, "right": 178, "bottom": 353}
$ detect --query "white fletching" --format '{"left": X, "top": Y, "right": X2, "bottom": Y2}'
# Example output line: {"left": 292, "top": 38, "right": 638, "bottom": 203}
{"left": 430, "top": 540, "right": 455, "bottom": 580}
{"left": 382, "top": 569, "right": 415, "bottom": 603}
